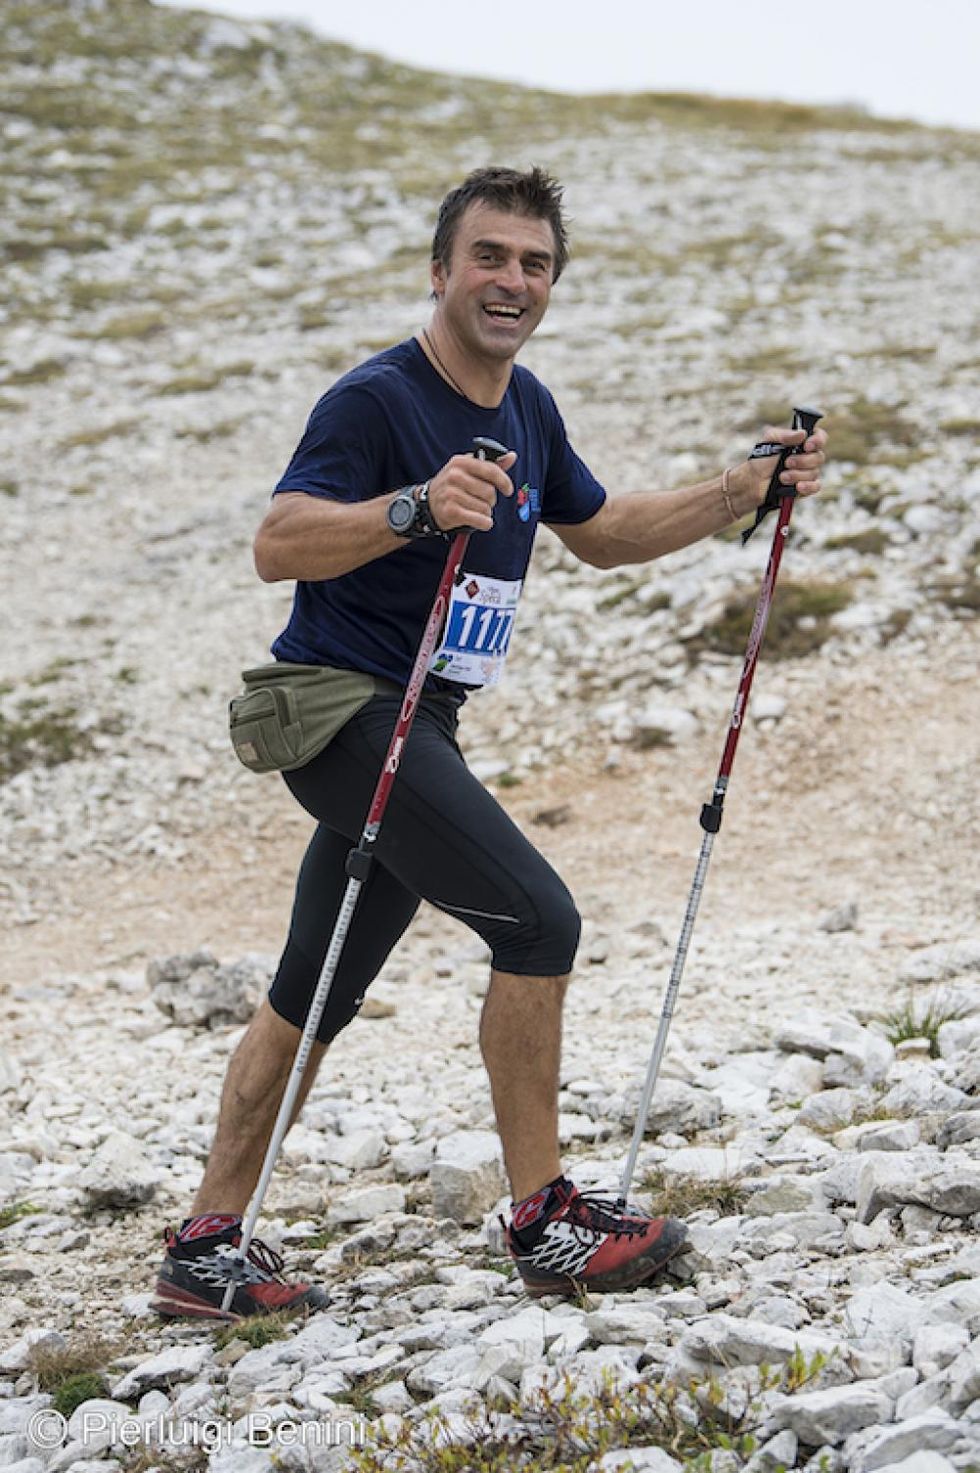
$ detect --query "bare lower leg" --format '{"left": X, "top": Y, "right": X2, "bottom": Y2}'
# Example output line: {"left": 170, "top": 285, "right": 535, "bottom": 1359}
{"left": 479, "top": 969, "right": 568, "bottom": 1202}
{"left": 191, "top": 999, "right": 327, "bottom": 1217}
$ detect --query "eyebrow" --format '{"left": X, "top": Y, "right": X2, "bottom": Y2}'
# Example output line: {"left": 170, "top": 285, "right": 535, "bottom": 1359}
{"left": 470, "top": 236, "right": 554, "bottom": 267}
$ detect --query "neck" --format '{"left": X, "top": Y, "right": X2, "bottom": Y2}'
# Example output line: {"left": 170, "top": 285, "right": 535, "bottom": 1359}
{"left": 420, "top": 319, "right": 512, "bottom": 409}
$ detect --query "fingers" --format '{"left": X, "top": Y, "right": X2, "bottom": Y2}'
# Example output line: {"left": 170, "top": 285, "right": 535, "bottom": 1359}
{"left": 760, "top": 426, "right": 826, "bottom": 493}
{"left": 428, "top": 451, "right": 516, "bottom": 533}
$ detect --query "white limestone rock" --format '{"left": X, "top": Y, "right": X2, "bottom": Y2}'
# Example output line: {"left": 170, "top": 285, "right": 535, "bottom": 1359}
{"left": 846, "top": 1412, "right": 961, "bottom": 1473}
{"left": 0, "top": 1330, "right": 66, "bottom": 1375}
{"left": 912, "top": 1326, "right": 970, "bottom": 1381}
{"left": 110, "top": 1345, "right": 211, "bottom": 1400}
{"left": 898, "top": 940, "right": 980, "bottom": 987}
{"left": 770, "top": 1381, "right": 895, "bottom": 1446}
{"left": 844, "top": 1282, "right": 926, "bottom": 1341}
{"left": 325, "top": 1184, "right": 406, "bottom": 1225}
{"left": 147, "top": 949, "right": 267, "bottom": 1028}
{"left": 429, "top": 1131, "right": 506, "bottom": 1225}
{"left": 857, "top": 1152, "right": 980, "bottom": 1222}
{"left": 76, "top": 1131, "right": 161, "bottom": 1210}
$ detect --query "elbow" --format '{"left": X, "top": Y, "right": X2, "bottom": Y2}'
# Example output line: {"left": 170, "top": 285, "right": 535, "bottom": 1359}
{"left": 253, "top": 531, "right": 282, "bottom": 583}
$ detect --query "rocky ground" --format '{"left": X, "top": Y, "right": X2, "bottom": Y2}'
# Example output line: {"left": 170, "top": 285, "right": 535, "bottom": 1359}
{"left": 2, "top": 2, "right": 980, "bottom": 1471}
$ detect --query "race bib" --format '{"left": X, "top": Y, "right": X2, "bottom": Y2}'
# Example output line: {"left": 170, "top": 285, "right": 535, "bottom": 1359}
{"left": 429, "top": 572, "right": 522, "bottom": 687}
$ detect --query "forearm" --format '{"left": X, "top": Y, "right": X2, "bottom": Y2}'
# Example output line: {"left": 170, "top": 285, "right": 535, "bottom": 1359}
{"left": 254, "top": 492, "right": 403, "bottom": 582}
{"left": 589, "top": 472, "right": 735, "bottom": 569}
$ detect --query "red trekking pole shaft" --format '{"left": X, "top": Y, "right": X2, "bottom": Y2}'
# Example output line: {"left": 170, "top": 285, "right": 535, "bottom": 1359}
{"left": 221, "top": 436, "right": 507, "bottom": 1312}
{"left": 617, "top": 407, "right": 823, "bottom": 1209}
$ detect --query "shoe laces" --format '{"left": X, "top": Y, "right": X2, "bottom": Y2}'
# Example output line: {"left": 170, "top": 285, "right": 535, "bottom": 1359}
{"left": 238, "top": 1234, "right": 286, "bottom": 1281}
{"left": 564, "top": 1190, "right": 652, "bottom": 1240}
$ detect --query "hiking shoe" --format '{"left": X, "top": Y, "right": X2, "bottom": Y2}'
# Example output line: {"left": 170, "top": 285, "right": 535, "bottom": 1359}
{"left": 506, "top": 1179, "right": 688, "bottom": 1297}
{"left": 152, "top": 1215, "right": 329, "bottom": 1321}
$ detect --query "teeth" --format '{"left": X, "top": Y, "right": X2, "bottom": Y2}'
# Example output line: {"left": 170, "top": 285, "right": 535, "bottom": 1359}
{"left": 485, "top": 305, "right": 521, "bottom": 318}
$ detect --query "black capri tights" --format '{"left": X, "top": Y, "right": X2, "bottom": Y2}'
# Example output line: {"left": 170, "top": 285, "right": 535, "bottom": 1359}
{"left": 268, "top": 689, "right": 581, "bottom": 1043}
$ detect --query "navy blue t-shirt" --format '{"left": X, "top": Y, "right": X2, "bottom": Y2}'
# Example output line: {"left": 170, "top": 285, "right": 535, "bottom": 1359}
{"left": 270, "top": 338, "right": 606, "bottom": 686}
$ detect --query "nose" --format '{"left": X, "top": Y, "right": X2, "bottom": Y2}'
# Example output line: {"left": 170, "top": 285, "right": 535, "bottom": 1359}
{"left": 494, "top": 256, "right": 526, "bottom": 294}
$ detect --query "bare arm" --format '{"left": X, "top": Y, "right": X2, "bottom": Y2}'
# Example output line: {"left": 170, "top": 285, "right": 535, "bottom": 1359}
{"left": 554, "top": 427, "right": 827, "bottom": 570}
{"left": 253, "top": 451, "right": 517, "bottom": 582}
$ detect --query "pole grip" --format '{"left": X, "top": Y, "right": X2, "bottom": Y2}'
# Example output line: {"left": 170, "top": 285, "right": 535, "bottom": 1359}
{"left": 742, "top": 405, "right": 824, "bottom": 544}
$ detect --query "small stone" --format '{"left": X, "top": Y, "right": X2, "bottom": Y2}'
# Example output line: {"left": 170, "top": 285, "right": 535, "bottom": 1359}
{"left": 110, "top": 1345, "right": 211, "bottom": 1399}
{"left": 77, "top": 1131, "right": 160, "bottom": 1210}
{"left": 147, "top": 949, "right": 266, "bottom": 1028}
{"left": 912, "top": 1325, "right": 970, "bottom": 1381}
{"left": 844, "top": 1282, "right": 925, "bottom": 1340}
{"left": 325, "top": 1184, "right": 406, "bottom": 1225}
{"left": 893, "top": 1038, "right": 933, "bottom": 1061}
{"left": 772, "top": 1382, "right": 895, "bottom": 1447}
{"left": 0, "top": 1051, "right": 22, "bottom": 1094}
{"left": 596, "top": 1451, "right": 683, "bottom": 1472}
{"left": 429, "top": 1131, "right": 506, "bottom": 1225}
{"left": 819, "top": 901, "right": 858, "bottom": 933}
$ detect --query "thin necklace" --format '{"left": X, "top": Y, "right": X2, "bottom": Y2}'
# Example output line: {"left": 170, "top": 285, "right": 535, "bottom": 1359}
{"left": 421, "top": 328, "right": 468, "bottom": 399}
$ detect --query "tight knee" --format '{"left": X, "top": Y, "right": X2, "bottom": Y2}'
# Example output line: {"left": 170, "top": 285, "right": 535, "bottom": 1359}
{"left": 491, "top": 880, "right": 581, "bottom": 977}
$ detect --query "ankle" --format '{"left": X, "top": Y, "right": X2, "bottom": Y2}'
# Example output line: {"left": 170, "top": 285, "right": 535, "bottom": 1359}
{"left": 177, "top": 1213, "right": 241, "bottom": 1243}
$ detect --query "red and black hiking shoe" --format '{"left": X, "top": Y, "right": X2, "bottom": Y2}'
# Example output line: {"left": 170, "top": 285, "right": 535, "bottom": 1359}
{"left": 152, "top": 1215, "right": 329, "bottom": 1322}
{"left": 506, "top": 1178, "right": 689, "bottom": 1297}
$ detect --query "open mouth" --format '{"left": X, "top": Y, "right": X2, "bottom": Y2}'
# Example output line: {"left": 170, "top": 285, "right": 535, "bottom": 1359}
{"left": 483, "top": 303, "right": 524, "bottom": 322}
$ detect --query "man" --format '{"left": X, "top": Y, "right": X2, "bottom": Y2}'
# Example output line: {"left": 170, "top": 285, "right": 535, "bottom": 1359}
{"left": 153, "top": 166, "right": 826, "bottom": 1320}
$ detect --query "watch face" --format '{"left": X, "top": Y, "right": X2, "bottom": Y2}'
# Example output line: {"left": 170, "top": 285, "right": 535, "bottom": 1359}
{"left": 388, "top": 494, "right": 416, "bottom": 533}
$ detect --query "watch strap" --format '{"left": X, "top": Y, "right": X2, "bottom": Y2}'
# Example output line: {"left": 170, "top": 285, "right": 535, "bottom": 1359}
{"left": 412, "top": 482, "right": 446, "bottom": 538}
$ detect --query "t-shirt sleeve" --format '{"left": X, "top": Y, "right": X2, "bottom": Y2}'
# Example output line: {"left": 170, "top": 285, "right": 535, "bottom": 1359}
{"left": 539, "top": 389, "right": 607, "bottom": 526}
{"left": 274, "top": 384, "right": 391, "bottom": 502}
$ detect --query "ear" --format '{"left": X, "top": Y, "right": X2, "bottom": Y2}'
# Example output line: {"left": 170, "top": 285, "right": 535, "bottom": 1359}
{"left": 430, "top": 256, "right": 446, "bottom": 298}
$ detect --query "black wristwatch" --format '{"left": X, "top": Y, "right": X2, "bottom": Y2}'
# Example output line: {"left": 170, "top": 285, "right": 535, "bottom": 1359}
{"left": 386, "top": 482, "right": 445, "bottom": 539}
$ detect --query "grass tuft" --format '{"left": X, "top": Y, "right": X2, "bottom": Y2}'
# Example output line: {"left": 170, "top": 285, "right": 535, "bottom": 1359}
{"left": 642, "top": 1168, "right": 749, "bottom": 1218}
{"left": 351, "top": 1353, "right": 828, "bottom": 1471}
{"left": 213, "top": 1311, "right": 293, "bottom": 1351}
{"left": 0, "top": 1201, "right": 42, "bottom": 1231}
{"left": 875, "top": 995, "right": 967, "bottom": 1059}
{"left": 688, "top": 579, "right": 854, "bottom": 660}
{"left": 29, "top": 1334, "right": 118, "bottom": 1417}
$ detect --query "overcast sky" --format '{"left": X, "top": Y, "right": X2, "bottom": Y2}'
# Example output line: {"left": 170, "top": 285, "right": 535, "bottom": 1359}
{"left": 161, "top": 0, "right": 980, "bottom": 133}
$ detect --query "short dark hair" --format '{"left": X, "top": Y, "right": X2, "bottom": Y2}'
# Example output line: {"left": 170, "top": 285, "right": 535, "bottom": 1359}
{"left": 431, "top": 166, "right": 570, "bottom": 283}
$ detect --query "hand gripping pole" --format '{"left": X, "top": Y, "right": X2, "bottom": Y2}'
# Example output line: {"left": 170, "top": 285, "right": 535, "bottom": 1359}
{"left": 616, "top": 408, "right": 823, "bottom": 1211}
{"left": 219, "top": 436, "right": 509, "bottom": 1313}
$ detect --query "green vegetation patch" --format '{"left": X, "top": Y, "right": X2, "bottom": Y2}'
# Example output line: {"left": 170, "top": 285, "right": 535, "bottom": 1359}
{"left": 86, "top": 309, "right": 168, "bottom": 340}
{"left": 1, "top": 357, "right": 67, "bottom": 387}
{"left": 824, "top": 528, "right": 892, "bottom": 555}
{"left": 157, "top": 361, "right": 254, "bottom": 395}
{"left": 826, "top": 397, "right": 920, "bottom": 465}
{"left": 61, "top": 417, "right": 140, "bottom": 448}
{"left": 929, "top": 571, "right": 980, "bottom": 615}
{"left": 876, "top": 996, "right": 967, "bottom": 1059}
{"left": 353, "top": 1354, "right": 828, "bottom": 1471}
{"left": 213, "top": 1312, "right": 293, "bottom": 1352}
{"left": 643, "top": 1168, "right": 749, "bottom": 1218}
{"left": 0, "top": 1201, "right": 42, "bottom": 1231}
{"left": 29, "top": 1335, "right": 118, "bottom": 1418}
{"left": 689, "top": 579, "right": 854, "bottom": 660}
{"left": 0, "top": 697, "right": 119, "bottom": 779}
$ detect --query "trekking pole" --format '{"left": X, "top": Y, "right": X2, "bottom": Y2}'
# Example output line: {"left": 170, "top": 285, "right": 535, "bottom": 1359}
{"left": 220, "top": 435, "right": 508, "bottom": 1313}
{"left": 616, "top": 407, "right": 823, "bottom": 1211}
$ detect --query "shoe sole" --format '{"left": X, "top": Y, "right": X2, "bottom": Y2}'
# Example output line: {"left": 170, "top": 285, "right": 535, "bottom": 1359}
{"left": 517, "top": 1230, "right": 689, "bottom": 1299}
{"left": 151, "top": 1281, "right": 243, "bottom": 1322}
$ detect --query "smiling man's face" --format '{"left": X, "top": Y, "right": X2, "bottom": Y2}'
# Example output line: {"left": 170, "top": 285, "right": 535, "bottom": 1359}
{"left": 431, "top": 201, "right": 556, "bottom": 364}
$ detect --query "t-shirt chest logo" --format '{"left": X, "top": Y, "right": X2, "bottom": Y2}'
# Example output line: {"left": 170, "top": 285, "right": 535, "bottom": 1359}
{"left": 516, "top": 483, "right": 541, "bottom": 522}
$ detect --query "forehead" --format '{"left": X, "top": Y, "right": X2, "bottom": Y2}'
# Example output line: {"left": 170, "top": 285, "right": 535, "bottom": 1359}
{"left": 453, "top": 201, "right": 556, "bottom": 259}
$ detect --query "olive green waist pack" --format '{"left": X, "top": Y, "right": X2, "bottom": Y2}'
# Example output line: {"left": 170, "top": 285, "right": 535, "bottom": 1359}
{"left": 229, "top": 662, "right": 376, "bottom": 773}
